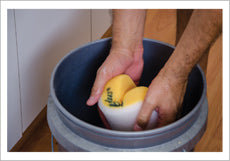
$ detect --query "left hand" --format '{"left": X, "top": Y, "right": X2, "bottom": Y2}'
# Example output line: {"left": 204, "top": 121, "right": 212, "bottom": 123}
{"left": 134, "top": 69, "right": 188, "bottom": 130}
{"left": 86, "top": 45, "right": 144, "bottom": 106}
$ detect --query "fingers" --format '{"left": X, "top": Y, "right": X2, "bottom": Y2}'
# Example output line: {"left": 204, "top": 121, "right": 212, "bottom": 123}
{"left": 134, "top": 96, "right": 177, "bottom": 131}
{"left": 133, "top": 82, "right": 178, "bottom": 130}
{"left": 86, "top": 66, "right": 111, "bottom": 106}
{"left": 124, "top": 58, "right": 143, "bottom": 85}
{"left": 156, "top": 108, "right": 177, "bottom": 128}
{"left": 134, "top": 96, "right": 157, "bottom": 131}
{"left": 124, "top": 44, "right": 144, "bottom": 84}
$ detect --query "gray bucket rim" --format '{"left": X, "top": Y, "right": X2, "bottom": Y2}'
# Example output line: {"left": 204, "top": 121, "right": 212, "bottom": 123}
{"left": 50, "top": 37, "right": 207, "bottom": 137}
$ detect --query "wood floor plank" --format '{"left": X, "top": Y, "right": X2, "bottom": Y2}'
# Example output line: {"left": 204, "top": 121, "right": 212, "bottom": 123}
{"left": 15, "top": 111, "right": 58, "bottom": 152}
{"left": 144, "top": 9, "right": 177, "bottom": 46}
{"left": 194, "top": 34, "right": 222, "bottom": 152}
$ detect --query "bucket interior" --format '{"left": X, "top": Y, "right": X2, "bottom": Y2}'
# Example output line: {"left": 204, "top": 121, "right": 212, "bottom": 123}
{"left": 52, "top": 39, "right": 204, "bottom": 129}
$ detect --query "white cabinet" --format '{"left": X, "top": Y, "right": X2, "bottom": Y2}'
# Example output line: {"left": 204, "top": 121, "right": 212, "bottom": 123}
{"left": 7, "top": 9, "right": 111, "bottom": 151}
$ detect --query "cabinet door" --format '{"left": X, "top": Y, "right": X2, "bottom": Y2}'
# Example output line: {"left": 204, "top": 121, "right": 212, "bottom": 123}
{"left": 92, "top": 9, "right": 112, "bottom": 41}
{"left": 14, "top": 9, "right": 91, "bottom": 132}
{"left": 7, "top": 10, "right": 23, "bottom": 151}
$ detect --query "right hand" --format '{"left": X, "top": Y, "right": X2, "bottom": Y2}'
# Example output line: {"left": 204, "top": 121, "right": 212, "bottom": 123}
{"left": 86, "top": 45, "right": 144, "bottom": 106}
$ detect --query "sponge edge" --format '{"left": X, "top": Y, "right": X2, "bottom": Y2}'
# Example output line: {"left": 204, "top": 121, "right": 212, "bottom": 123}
{"left": 98, "top": 98, "right": 158, "bottom": 131}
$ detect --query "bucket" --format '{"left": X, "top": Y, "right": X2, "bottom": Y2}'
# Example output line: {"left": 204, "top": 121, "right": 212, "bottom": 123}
{"left": 47, "top": 38, "right": 208, "bottom": 152}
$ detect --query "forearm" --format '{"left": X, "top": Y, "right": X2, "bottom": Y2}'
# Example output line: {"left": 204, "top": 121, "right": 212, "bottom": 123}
{"left": 161, "top": 9, "right": 222, "bottom": 82}
{"left": 112, "top": 9, "right": 146, "bottom": 56}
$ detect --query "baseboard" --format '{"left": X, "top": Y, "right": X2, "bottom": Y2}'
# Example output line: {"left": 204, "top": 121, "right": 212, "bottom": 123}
{"left": 10, "top": 106, "right": 47, "bottom": 152}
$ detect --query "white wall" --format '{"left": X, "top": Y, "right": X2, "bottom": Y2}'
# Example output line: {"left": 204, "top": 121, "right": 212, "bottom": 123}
{"left": 7, "top": 9, "right": 111, "bottom": 151}
{"left": 7, "top": 10, "right": 23, "bottom": 152}
{"left": 92, "top": 9, "right": 112, "bottom": 40}
{"left": 14, "top": 9, "right": 91, "bottom": 132}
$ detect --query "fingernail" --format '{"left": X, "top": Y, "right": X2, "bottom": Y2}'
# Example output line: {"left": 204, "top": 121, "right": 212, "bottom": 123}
{"left": 86, "top": 96, "right": 95, "bottom": 106}
{"left": 134, "top": 124, "right": 143, "bottom": 131}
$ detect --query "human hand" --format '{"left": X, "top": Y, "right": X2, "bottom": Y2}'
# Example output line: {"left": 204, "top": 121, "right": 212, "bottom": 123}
{"left": 134, "top": 68, "right": 188, "bottom": 130}
{"left": 86, "top": 45, "right": 144, "bottom": 106}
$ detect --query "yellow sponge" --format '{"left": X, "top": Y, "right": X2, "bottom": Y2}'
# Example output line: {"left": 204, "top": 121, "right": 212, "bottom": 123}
{"left": 123, "top": 86, "right": 148, "bottom": 106}
{"left": 98, "top": 74, "right": 158, "bottom": 131}
{"left": 101, "top": 74, "right": 147, "bottom": 108}
{"left": 101, "top": 74, "right": 136, "bottom": 107}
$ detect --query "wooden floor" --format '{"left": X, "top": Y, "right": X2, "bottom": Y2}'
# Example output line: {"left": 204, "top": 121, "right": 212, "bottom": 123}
{"left": 14, "top": 112, "right": 59, "bottom": 152}
{"left": 11, "top": 9, "right": 222, "bottom": 152}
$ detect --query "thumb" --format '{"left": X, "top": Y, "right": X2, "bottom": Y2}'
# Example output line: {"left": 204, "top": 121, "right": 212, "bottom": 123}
{"left": 134, "top": 97, "right": 158, "bottom": 131}
{"left": 86, "top": 67, "right": 111, "bottom": 106}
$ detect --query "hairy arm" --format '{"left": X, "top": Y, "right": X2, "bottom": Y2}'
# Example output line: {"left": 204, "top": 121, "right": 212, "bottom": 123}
{"left": 87, "top": 9, "right": 146, "bottom": 106}
{"left": 112, "top": 9, "right": 146, "bottom": 54}
{"left": 135, "top": 9, "right": 222, "bottom": 129}
{"left": 163, "top": 9, "right": 222, "bottom": 82}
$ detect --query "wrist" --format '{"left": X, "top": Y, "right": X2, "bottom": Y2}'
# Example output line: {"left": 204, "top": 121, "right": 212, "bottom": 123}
{"left": 109, "top": 47, "right": 134, "bottom": 58}
{"left": 112, "top": 9, "right": 146, "bottom": 55}
{"left": 111, "top": 39, "right": 144, "bottom": 57}
{"left": 111, "top": 35, "right": 144, "bottom": 54}
{"left": 159, "top": 58, "right": 190, "bottom": 85}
